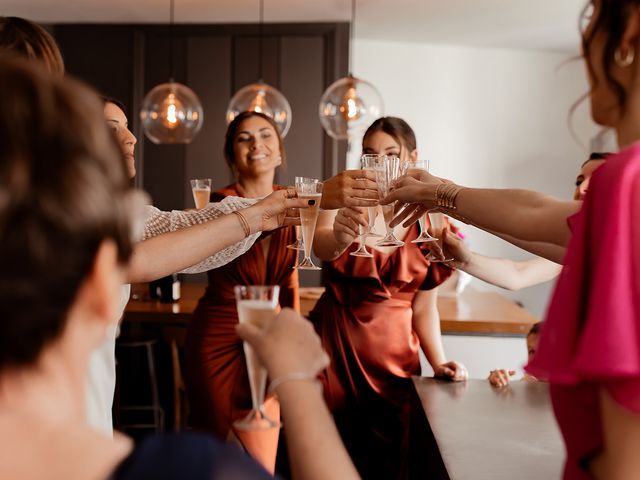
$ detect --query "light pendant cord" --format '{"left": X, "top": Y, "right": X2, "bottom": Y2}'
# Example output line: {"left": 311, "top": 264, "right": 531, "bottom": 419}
{"left": 258, "top": 0, "right": 264, "bottom": 83}
{"left": 348, "top": 0, "right": 355, "bottom": 76}
{"left": 169, "top": 0, "right": 175, "bottom": 82}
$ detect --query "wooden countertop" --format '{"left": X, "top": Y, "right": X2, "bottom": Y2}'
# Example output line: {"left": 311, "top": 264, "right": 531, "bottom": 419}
{"left": 411, "top": 377, "right": 564, "bottom": 479}
{"left": 124, "top": 283, "right": 539, "bottom": 335}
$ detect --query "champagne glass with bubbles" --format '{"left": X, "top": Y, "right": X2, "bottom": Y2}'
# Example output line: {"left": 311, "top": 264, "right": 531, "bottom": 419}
{"left": 286, "top": 176, "right": 308, "bottom": 250}
{"left": 190, "top": 178, "right": 211, "bottom": 209}
{"left": 233, "top": 285, "right": 281, "bottom": 431}
{"left": 295, "top": 178, "right": 323, "bottom": 270}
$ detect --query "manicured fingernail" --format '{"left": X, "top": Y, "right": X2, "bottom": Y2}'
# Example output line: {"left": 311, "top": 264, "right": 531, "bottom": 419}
{"left": 308, "top": 200, "right": 316, "bottom": 205}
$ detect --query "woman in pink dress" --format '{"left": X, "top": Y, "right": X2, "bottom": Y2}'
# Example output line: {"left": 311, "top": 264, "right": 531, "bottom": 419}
{"left": 384, "top": 2, "right": 640, "bottom": 477}
{"left": 310, "top": 117, "right": 467, "bottom": 479}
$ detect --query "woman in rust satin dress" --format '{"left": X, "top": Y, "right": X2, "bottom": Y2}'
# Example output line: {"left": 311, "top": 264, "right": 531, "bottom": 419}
{"left": 310, "top": 117, "right": 468, "bottom": 479}
{"left": 184, "top": 111, "right": 298, "bottom": 473}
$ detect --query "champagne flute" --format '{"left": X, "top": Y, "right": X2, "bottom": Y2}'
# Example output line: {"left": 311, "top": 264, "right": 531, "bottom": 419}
{"left": 296, "top": 178, "right": 323, "bottom": 270}
{"left": 286, "top": 177, "right": 310, "bottom": 250}
{"left": 375, "top": 155, "right": 410, "bottom": 247}
{"left": 190, "top": 178, "right": 212, "bottom": 209}
{"left": 361, "top": 154, "right": 383, "bottom": 238}
{"left": 425, "top": 212, "right": 454, "bottom": 262}
{"left": 349, "top": 210, "right": 374, "bottom": 258}
{"left": 233, "top": 285, "right": 280, "bottom": 431}
{"left": 286, "top": 225, "right": 304, "bottom": 251}
{"left": 410, "top": 160, "right": 438, "bottom": 244}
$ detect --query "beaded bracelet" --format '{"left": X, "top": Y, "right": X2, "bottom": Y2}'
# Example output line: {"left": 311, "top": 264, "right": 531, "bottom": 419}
{"left": 268, "top": 372, "right": 322, "bottom": 394}
{"left": 232, "top": 210, "right": 252, "bottom": 237}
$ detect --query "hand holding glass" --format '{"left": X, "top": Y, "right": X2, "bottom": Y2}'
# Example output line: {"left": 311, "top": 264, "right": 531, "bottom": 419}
{"left": 426, "top": 212, "right": 454, "bottom": 262}
{"left": 234, "top": 285, "right": 280, "bottom": 431}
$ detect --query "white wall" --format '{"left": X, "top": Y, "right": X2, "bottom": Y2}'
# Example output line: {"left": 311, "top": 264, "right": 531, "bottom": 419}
{"left": 352, "top": 39, "right": 602, "bottom": 318}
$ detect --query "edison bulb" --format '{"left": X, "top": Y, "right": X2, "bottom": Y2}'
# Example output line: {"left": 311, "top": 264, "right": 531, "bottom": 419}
{"left": 319, "top": 76, "right": 384, "bottom": 140}
{"left": 227, "top": 82, "right": 292, "bottom": 137}
{"left": 140, "top": 82, "right": 203, "bottom": 144}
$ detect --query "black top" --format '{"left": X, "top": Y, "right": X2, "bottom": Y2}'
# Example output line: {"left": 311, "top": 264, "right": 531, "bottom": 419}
{"left": 110, "top": 432, "right": 273, "bottom": 480}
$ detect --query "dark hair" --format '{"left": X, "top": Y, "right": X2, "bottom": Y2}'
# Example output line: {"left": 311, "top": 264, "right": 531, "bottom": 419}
{"left": 0, "top": 57, "right": 135, "bottom": 370}
{"left": 528, "top": 321, "right": 544, "bottom": 336}
{"left": 581, "top": 1, "right": 640, "bottom": 113}
{"left": 362, "top": 116, "right": 417, "bottom": 154}
{"left": 0, "top": 16, "right": 64, "bottom": 75}
{"left": 223, "top": 111, "right": 286, "bottom": 173}
{"left": 102, "top": 95, "right": 128, "bottom": 117}
{"left": 581, "top": 151, "right": 612, "bottom": 166}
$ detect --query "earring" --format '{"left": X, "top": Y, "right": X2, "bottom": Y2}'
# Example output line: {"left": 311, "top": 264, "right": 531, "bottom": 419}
{"left": 615, "top": 45, "right": 635, "bottom": 67}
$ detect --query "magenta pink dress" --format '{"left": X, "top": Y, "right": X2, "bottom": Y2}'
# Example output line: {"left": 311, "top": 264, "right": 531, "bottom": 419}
{"left": 526, "top": 143, "right": 640, "bottom": 479}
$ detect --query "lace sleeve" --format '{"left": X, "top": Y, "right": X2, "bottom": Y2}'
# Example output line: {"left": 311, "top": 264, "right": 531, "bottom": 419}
{"left": 140, "top": 196, "right": 261, "bottom": 273}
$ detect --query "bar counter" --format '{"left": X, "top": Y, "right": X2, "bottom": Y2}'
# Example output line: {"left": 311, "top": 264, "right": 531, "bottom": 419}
{"left": 124, "top": 283, "right": 539, "bottom": 335}
{"left": 410, "top": 378, "right": 564, "bottom": 479}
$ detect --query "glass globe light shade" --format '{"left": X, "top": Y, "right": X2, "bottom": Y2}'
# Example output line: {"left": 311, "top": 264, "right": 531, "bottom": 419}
{"left": 318, "top": 76, "right": 384, "bottom": 140}
{"left": 226, "top": 82, "right": 292, "bottom": 137}
{"left": 140, "top": 81, "right": 204, "bottom": 144}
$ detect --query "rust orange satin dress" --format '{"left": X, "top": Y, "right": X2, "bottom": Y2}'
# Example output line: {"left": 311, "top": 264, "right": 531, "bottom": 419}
{"left": 308, "top": 225, "right": 452, "bottom": 479}
{"left": 184, "top": 184, "right": 298, "bottom": 473}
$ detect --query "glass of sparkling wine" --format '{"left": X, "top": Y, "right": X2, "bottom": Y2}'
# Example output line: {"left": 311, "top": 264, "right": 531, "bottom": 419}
{"left": 233, "top": 285, "right": 280, "bottom": 431}
{"left": 426, "top": 212, "right": 454, "bottom": 262}
{"left": 410, "top": 160, "right": 438, "bottom": 244}
{"left": 190, "top": 178, "right": 211, "bottom": 209}
{"left": 375, "top": 155, "right": 410, "bottom": 247}
{"left": 286, "top": 176, "right": 310, "bottom": 251}
{"left": 296, "top": 178, "right": 323, "bottom": 270}
{"left": 361, "top": 154, "right": 383, "bottom": 238}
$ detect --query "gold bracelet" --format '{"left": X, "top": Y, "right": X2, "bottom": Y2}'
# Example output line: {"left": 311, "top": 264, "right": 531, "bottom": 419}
{"left": 435, "top": 183, "right": 445, "bottom": 208}
{"left": 267, "top": 372, "right": 322, "bottom": 394}
{"left": 232, "top": 210, "right": 252, "bottom": 237}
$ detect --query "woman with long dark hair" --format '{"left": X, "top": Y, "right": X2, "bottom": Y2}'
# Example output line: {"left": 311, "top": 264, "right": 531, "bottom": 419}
{"left": 185, "top": 111, "right": 299, "bottom": 473}
{"left": 310, "top": 116, "right": 467, "bottom": 478}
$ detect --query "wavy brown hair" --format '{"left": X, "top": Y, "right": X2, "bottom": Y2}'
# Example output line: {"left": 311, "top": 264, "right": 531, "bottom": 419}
{"left": 362, "top": 116, "right": 417, "bottom": 155}
{"left": 0, "top": 57, "right": 134, "bottom": 370}
{"left": 581, "top": 0, "right": 640, "bottom": 113}
{"left": 0, "top": 16, "right": 64, "bottom": 75}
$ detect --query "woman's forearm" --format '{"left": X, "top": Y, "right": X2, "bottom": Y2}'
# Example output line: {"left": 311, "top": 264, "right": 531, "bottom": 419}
{"left": 412, "top": 291, "right": 447, "bottom": 368}
{"left": 275, "top": 380, "right": 360, "bottom": 480}
{"left": 454, "top": 188, "right": 580, "bottom": 247}
{"left": 127, "top": 208, "right": 261, "bottom": 283}
{"left": 459, "top": 253, "right": 562, "bottom": 291}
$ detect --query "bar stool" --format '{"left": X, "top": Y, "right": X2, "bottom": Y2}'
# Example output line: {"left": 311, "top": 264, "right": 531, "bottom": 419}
{"left": 116, "top": 339, "right": 165, "bottom": 433}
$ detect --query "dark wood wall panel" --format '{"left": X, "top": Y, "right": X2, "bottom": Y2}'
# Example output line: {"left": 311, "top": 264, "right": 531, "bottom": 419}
{"left": 185, "top": 36, "right": 233, "bottom": 201}
{"left": 51, "top": 22, "right": 349, "bottom": 286}
{"left": 279, "top": 36, "right": 325, "bottom": 185}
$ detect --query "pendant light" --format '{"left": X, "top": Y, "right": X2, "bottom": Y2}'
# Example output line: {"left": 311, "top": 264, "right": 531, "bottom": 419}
{"left": 226, "top": 0, "right": 292, "bottom": 137}
{"left": 319, "top": 0, "right": 383, "bottom": 140}
{"left": 140, "top": 0, "right": 204, "bottom": 144}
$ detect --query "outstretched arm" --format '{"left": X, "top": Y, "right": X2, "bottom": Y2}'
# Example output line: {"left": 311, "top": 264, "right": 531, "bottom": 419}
{"left": 237, "top": 309, "right": 360, "bottom": 480}
{"left": 384, "top": 173, "right": 580, "bottom": 248}
{"left": 127, "top": 191, "right": 307, "bottom": 283}
{"left": 443, "top": 231, "right": 562, "bottom": 290}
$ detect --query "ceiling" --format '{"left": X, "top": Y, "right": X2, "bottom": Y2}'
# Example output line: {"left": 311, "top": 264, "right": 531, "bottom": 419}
{"left": 4, "top": 0, "right": 587, "bottom": 53}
